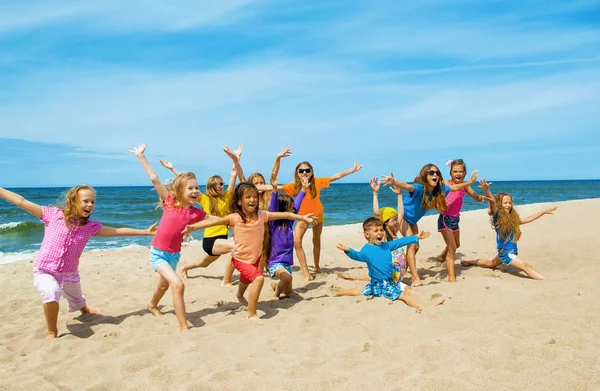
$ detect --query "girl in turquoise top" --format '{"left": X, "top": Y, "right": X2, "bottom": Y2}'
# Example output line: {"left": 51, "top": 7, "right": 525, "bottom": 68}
{"left": 461, "top": 180, "right": 557, "bottom": 280}
{"left": 382, "top": 163, "right": 478, "bottom": 286}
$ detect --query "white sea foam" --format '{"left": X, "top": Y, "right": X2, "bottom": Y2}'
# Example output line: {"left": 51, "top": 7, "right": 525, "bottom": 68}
{"left": 0, "top": 251, "right": 37, "bottom": 265}
{"left": 0, "top": 221, "right": 25, "bottom": 230}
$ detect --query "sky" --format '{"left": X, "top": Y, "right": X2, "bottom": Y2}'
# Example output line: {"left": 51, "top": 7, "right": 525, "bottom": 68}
{"left": 1, "top": 0, "right": 599, "bottom": 187}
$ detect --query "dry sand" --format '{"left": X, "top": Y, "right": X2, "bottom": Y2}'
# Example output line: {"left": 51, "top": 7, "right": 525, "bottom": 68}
{"left": 1, "top": 199, "right": 599, "bottom": 390}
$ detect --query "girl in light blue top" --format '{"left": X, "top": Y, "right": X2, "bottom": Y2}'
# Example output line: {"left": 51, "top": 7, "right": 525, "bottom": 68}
{"left": 382, "top": 163, "right": 478, "bottom": 286}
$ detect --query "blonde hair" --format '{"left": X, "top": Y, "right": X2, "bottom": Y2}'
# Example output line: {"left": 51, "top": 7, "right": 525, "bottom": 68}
{"left": 248, "top": 172, "right": 270, "bottom": 210}
{"left": 292, "top": 161, "right": 316, "bottom": 198}
{"left": 59, "top": 185, "right": 95, "bottom": 228}
{"left": 418, "top": 164, "right": 448, "bottom": 214}
{"left": 490, "top": 192, "right": 522, "bottom": 242}
{"left": 206, "top": 175, "right": 228, "bottom": 216}
{"left": 164, "top": 172, "right": 197, "bottom": 208}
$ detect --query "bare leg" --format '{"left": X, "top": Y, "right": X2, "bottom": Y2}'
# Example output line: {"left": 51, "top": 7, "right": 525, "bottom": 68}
{"left": 508, "top": 257, "right": 545, "bottom": 280}
{"left": 294, "top": 221, "right": 313, "bottom": 281}
{"left": 80, "top": 306, "right": 103, "bottom": 315}
{"left": 338, "top": 273, "right": 370, "bottom": 282}
{"left": 396, "top": 287, "right": 423, "bottom": 309}
{"left": 237, "top": 283, "right": 249, "bottom": 306}
{"left": 181, "top": 238, "right": 234, "bottom": 279}
{"left": 461, "top": 256, "right": 503, "bottom": 269}
{"left": 336, "top": 289, "right": 362, "bottom": 297}
{"left": 312, "top": 222, "right": 323, "bottom": 273}
{"left": 222, "top": 257, "right": 235, "bottom": 286}
{"left": 440, "top": 230, "right": 457, "bottom": 282}
{"left": 154, "top": 265, "right": 189, "bottom": 331}
{"left": 43, "top": 301, "right": 59, "bottom": 339}
{"left": 400, "top": 221, "right": 422, "bottom": 286}
{"left": 246, "top": 276, "right": 265, "bottom": 319}
{"left": 272, "top": 269, "right": 293, "bottom": 299}
{"left": 148, "top": 276, "right": 169, "bottom": 316}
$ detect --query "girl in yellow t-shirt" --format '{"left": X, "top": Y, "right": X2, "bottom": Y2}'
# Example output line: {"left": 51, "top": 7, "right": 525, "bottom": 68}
{"left": 159, "top": 145, "right": 241, "bottom": 286}
{"left": 281, "top": 159, "right": 364, "bottom": 280}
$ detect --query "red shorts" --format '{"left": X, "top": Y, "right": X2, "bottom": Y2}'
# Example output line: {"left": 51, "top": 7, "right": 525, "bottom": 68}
{"left": 232, "top": 257, "right": 262, "bottom": 285}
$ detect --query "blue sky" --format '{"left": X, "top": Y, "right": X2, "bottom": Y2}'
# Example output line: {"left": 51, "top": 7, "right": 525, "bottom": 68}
{"left": 1, "top": 0, "right": 599, "bottom": 187}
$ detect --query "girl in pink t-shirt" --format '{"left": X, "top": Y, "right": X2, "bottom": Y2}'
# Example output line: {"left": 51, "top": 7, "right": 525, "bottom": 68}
{"left": 437, "top": 159, "right": 491, "bottom": 282}
{"left": 183, "top": 182, "right": 315, "bottom": 320}
{"left": 130, "top": 143, "right": 209, "bottom": 331}
{"left": 0, "top": 185, "right": 156, "bottom": 339}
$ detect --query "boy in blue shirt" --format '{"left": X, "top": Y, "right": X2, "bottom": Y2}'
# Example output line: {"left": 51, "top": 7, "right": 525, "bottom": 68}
{"left": 336, "top": 217, "right": 436, "bottom": 308}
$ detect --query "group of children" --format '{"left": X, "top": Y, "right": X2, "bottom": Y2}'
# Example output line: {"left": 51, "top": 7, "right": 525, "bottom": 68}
{"left": 0, "top": 147, "right": 557, "bottom": 337}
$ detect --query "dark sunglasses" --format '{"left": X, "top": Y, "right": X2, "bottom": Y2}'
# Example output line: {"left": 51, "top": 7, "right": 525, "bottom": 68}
{"left": 427, "top": 170, "right": 441, "bottom": 176}
{"left": 216, "top": 182, "right": 224, "bottom": 186}
{"left": 298, "top": 168, "right": 312, "bottom": 174}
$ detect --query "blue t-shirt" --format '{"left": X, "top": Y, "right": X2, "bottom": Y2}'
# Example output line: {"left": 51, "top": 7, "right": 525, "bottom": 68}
{"left": 345, "top": 236, "right": 419, "bottom": 283}
{"left": 403, "top": 183, "right": 451, "bottom": 225}
{"left": 493, "top": 211, "right": 518, "bottom": 253}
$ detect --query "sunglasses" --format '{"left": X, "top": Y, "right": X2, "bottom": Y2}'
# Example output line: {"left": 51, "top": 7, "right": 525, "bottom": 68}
{"left": 216, "top": 182, "right": 224, "bottom": 186}
{"left": 427, "top": 170, "right": 441, "bottom": 176}
{"left": 298, "top": 168, "right": 312, "bottom": 174}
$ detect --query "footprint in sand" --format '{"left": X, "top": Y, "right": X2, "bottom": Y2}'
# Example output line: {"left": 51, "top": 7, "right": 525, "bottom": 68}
{"left": 328, "top": 284, "right": 342, "bottom": 295}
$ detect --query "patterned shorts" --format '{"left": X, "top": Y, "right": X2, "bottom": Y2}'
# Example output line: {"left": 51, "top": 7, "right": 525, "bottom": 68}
{"left": 438, "top": 214, "right": 460, "bottom": 231}
{"left": 361, "top": 279, "right": 406, "bottom": 301}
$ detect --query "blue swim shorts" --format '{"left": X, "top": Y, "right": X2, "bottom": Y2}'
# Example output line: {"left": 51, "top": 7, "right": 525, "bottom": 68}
{"left": 438, "top": 214, "right": 460, "bottom": 232}
{"left": 362, "top": 279, "right": 405, "bottom": 301}
{"left": 149, "top": 246, "right": 181, "bottom": 272}
{"left": 498, "top": 248, "right": 518, "bottom": 265}
{"left": 267, "top": 263, "right": 293, "bottom": 277}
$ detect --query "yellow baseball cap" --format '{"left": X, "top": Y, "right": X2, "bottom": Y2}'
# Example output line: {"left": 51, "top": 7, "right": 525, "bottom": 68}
{"left": 379, "top": 207, "right": 398, "bottom": 223}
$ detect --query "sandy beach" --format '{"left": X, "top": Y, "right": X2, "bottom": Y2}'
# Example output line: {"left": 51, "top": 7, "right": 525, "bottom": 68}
{"left": 1, "top": 198, "right": 599, "bottom": 390}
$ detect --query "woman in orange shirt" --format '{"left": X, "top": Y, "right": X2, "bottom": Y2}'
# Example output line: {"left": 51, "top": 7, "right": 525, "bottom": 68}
{"left": 282, "top": 160, "right": 363, "bottom": 280}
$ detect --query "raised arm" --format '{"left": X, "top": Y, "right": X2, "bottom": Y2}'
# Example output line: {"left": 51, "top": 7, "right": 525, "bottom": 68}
{"left": 270, "top": 146, "right": 292, "bottom": 184}
{"left": 449, "top": 170, "right": 479, "bottom": 191}
{"left": 520, "top": 206, "right": 558, "bottom": 225}
{"left": 370, "top": 177, "right": 381, "bottom": 218}
{"left": 0, "top": 187, "right": 43, "bottom": 218}
{"left": 330, "top": 160, "right": 364, "bottom": 182}
{"left": 381, "top": 173, "right": 415, "bottom": 192}
{"left": 391, "top": 185, "right": 405, "bottom": 221}
{"left": 130, "top": 144, "right": 169, "bottom": 200}
{"left": 159, "top": 159, "right": 180, "bottom": 176}
{"left": 223, "top": 144, "right": 246, "bottom": 183}
{"left": 478, "top": 179, "right": 496, "bottom": 214}
{"left": 96, "top": 222, "right": 158, "bottom": 237}
{"left": 465, "top": 184, "right": 493, "bottom": 203}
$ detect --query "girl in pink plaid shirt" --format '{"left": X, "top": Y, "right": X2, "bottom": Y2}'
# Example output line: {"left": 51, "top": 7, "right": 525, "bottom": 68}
{"left": 0, "top": 186, "right": 157, "bottom": 339}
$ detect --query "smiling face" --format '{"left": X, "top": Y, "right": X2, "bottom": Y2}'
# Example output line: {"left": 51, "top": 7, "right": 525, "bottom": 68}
{"left": 450, "top": 164, "right": 466, "bottom": 184}
{"left": 426, "top": 165, "right": 441, "bottom": 187}
{"left": 76, "top": 189, "right": 96, "bottom": 219}
{"left": 208, "top": 176, "right": 224, "bottom": 195}
{"left": 238, "top": 187, "right": 259, "bottom": 215}
{"left": 501, "top": 194, "right": 513, "bottom": 214}
{"left": 183, "top": 178, "right": 200, "bottom": 207}
{"left": 296, "top": 163, "right": 313, "bottom": 181}
{"left": 364, "top": 224, "right": 385, "bottom": 245}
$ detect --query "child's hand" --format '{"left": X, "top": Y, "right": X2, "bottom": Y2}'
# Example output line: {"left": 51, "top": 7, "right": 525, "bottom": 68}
{"left": 468, "top": 169, "right": 479, "bottom": 184}
{"left": 380, "top": 173, "right": 395, "bottom": 186}
{"left": 480, "top": 196, "right": 494, "bottom": 202}
{"left": 222, "top": 145, "right": 238, "bottom": 163}
{"left": 545, "top": 206, "right": 558, "bottom": 215}
{"left": 146, "top": 222, "right": 158, "bottom": 235}
{"left": 233, "top": 143, "right": 243, "bottom": 160}
{"left": 391, "top": 186, "right": 401, "bottom": 195}
{"left": 276, "top": 146, "right": 292, "bottom": 159}
{"left": 129, "top": 143, "right": 147, "bottom": 158}
{"left": 478, "top": 179, "right": 492, "bottom": 190}
{"left": 159, "top": 159, "right": 173, "bottom": 170}
{"left": 302, "top": 213, "right": 316, "bottom": 226}
{"left": 417, "top": 231, "right": 430, "bottom": 240}
{"left": 300, "top": 176, "right": 310, "bottom": 190}
{"left": 336, "top": 243, "right": 350, "bottom": 253}
{"left": 369, "top": 177, "right": 380, "bottom": 193}
{"left": 181, "top": 225, "right": 194, "bottom": 240}
{"left": 352, "top": 160, "right": 364, "bottom": 173}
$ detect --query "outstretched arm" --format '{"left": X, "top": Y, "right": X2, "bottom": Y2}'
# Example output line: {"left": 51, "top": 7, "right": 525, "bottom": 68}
{"left": 449, "top": 170, "right": 479, "bottom": 191}
{"left": 223, "top": 144, "right": 246, "bottom": 183}
{"left": 130, "top": 144, "right": 169, "bottom": 200}
{"left": 183, "top": 215, "right": 230, "bottom": 234}
{"left": 0, "top": 187, "right": 43, "bottom": 218}
{"left": 330, "top": 160, "right": 364, "bottom": 182}
{"left": 465, "top": 184, "right": 493, "bottom": 203}
{"left": 159, "top": 159, "right": 180, "bottom": 176}
{"left": 478, "top": 179, "right": 496, "bottom": 214}
{"left": 96, "top": 222, "right": 158, "bottom": 237}
{"left": 370, "top": 177, "right": 381, "bottom": 218}
{"left": 336, "top": 243, "right": 368, "bottom": 263}
{"left": 267, "top": 211, "right": 315, "bottom": 225}
{"left": 520, "top": 206, "right": 558, "bottom": 225}
{"left": 381, "top": 173, "right": 415, "bottom": 192}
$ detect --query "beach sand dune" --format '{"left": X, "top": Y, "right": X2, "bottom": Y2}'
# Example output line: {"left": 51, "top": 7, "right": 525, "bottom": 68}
{"left": 1, "top": 199, "right": 599, "bottom": 390}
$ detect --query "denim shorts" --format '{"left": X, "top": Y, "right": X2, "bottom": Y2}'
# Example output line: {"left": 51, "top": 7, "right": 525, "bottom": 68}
{"left": 268, "top": 263, "right": 293, "bottom": 277}
{"left": 149, "top": 246, "right": 181, "bottom": 272}
{"left": 498, "top": 248, "right": 518, "bottom": 265}
{"left": 438, "top": 214, "right": 460, "bottom": 231}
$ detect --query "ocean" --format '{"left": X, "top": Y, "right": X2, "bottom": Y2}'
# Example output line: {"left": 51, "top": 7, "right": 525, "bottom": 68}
{"left": 1, "top": 181, "right": 599, "bottom": 264}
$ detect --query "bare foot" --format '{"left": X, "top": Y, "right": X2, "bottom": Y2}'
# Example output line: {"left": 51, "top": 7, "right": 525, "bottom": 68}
{"left": 248, "top": 315, "right": 263, "bottom": 325}
{"left": 411, "top": 279, "right": 424, "bottom": 287}
{"left": 436, "top": 255, "right": 445, "bottom": 264}
{"left": 337, "top": 272, "right": 350, "bottom": 280}
{"left": 314, "top": 266, "right": 322, "bottom": 273}
{"left": 461, "top": 260, "right": 473, "bottom": 267}
{"left": 81, "top": 306, "right": 103, "bottom": 315}
{"left": 434, "top": 298, "right": 446, "bottom": 306}
{"left": 220, "top": 280, "right": 233, "bottom": 287}
{"left": 237, "top": 295, "right": 248, "bottom": 308}
{"left": 45, "top": 330, "right": 58, "bottom": 339}
{"left": 328, "top": 285, "right": 342, "bottom": 295}
{"left": 147, "top": 303, "right": 162, "bottom": 317}
{"left": 180, "top": 325, "right": 191, "bottom": 332}
{"left": 303, "top": 272, "right": 314, "bottom": 281}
